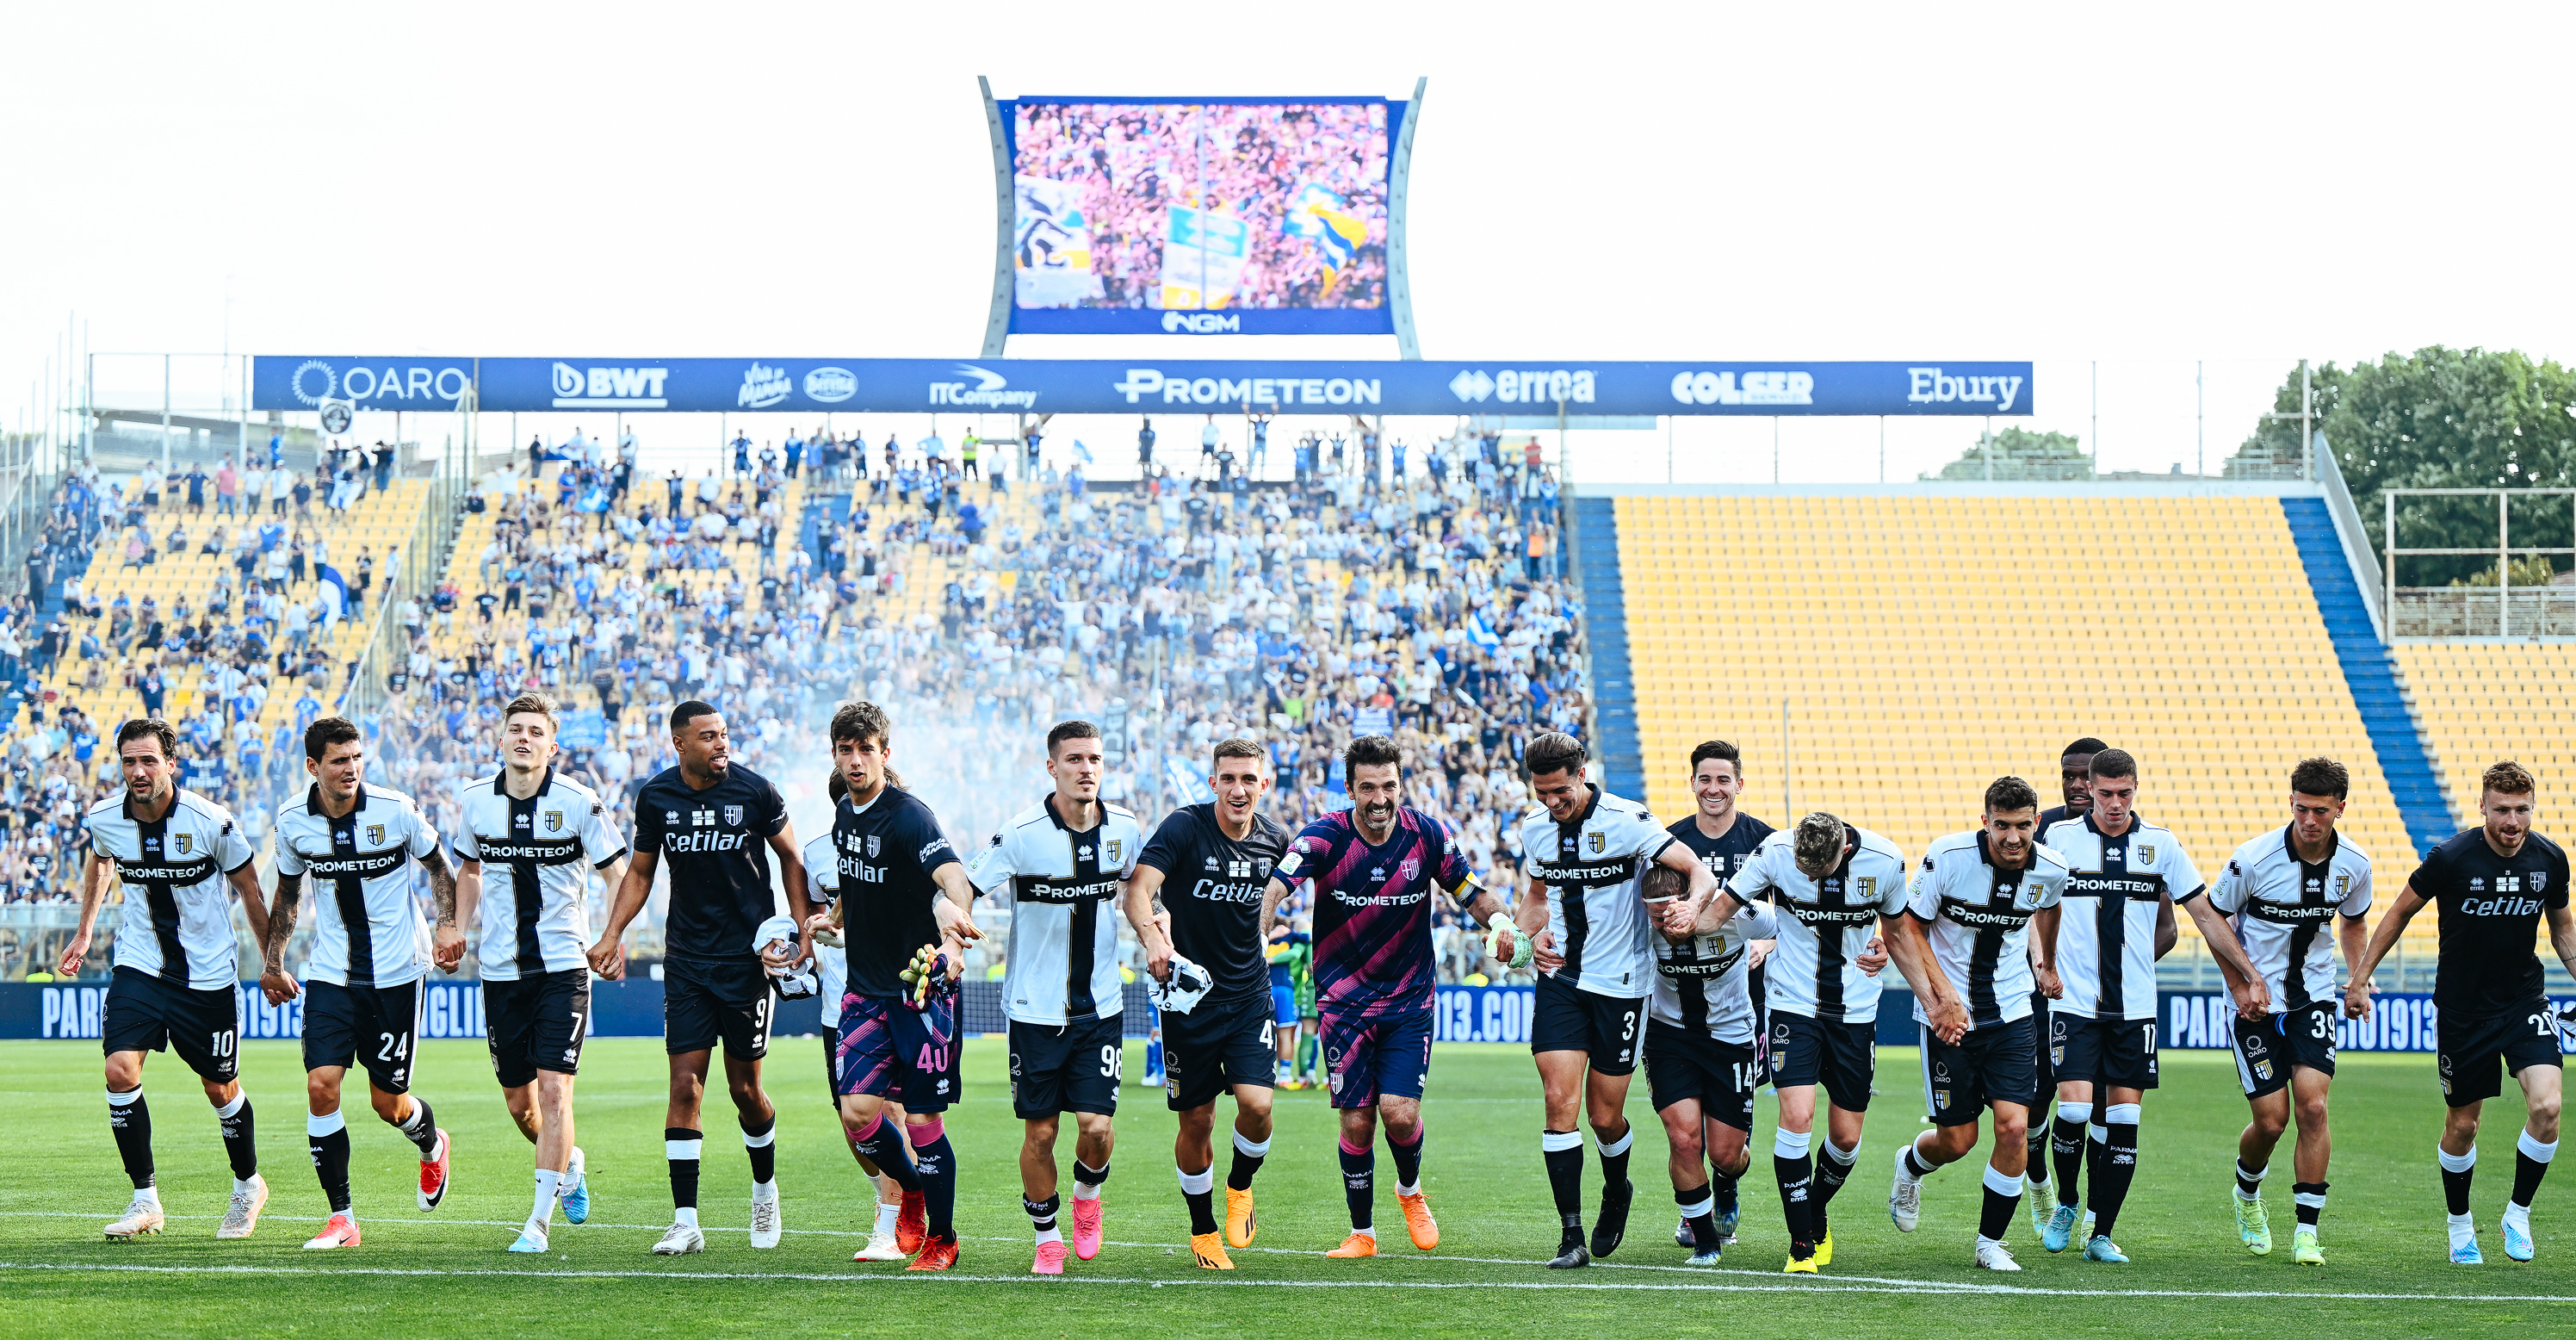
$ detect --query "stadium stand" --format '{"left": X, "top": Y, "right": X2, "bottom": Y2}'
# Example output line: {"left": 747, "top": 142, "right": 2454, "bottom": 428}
{"left": 2391, "top": 641, "right": 2576, "bottom": 828}
{"left": 1586, "top": 486, "right": 2429, "bottom": 969}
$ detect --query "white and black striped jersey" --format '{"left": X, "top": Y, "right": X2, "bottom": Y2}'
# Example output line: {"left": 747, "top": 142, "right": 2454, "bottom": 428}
{"left": 802, "top": 829, "right": 846, "bottom": 1027}
{"left": 1514, "top": 787, "right": 1675, "bottom": 999}
{"left": 452, "top": 768, "right": 626, "bottom": 980}
{"left": 966, "top": 797, "right": 1142, "bottom": 1026}
{"left": 2045, "top": 814, "right": 2204, "bottom": 1021}
{"left": 2208, "top": 827, "right": 2372, "bottom": 1012}
{"left": 1726, "top": 827, "right": 1910, "bottom": 1023}
{"left": 1904, "top": 830, "right": 2070, "bottom": 1028}
{"left": 276, "top": 784, "right": 443, "bottom": 989}
{"left": 1648, "top": 900, "right": 1779, "bottom": 1044}
{"left": 83, "top": 789, "right": 257, "bottom": 990}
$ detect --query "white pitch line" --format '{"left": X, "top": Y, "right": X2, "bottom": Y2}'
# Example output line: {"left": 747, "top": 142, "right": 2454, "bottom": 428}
{"left": 1, "top": 1259, "right": 2573, "bottom": 1303}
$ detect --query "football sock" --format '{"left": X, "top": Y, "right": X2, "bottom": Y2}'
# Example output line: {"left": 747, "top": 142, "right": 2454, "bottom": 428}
{"left": 1773, "top": 1127, "right": 1815, "bottom": 1258}
{"left": 532, "top": 1169, "right": 559, "bottom": 1227}
{"left": 1178, "top": 1164, "right": 1217, "bottom": 1236}
{"left": 1389, "top": 1124, "right": 1426, "bottom": 1193}
{"left": 2026, "top": 1120, "right": 2051, "bottom": 1188}
{"left": 309, "top": 1111, "right": 353, "bottom": 1213}
{"left": 1595, "top": 1123, "right": 1632, "bottom": 1198}
{"left": 2292, "top": 1180, "right": 2327, "bottom": 1229}
{"left": 2512, "top": 1128, "right": 2557, "bottom": 1210}
{"left": 2439, "top": 1144, "right": 2477, "bottom": 1218}
{"left": 2090, "top": 1103, "right": 2140, "bottom": 1240}
{"left": 2052, "top": 1102, "right": 2091, "bottom": 1207}
{"left": 1027, "top": 1192, "right": 1065, "bottom": 1245}
{"left": 2235, "top": 1157, "right": 2267, "bottom": 1200}
{"left": 666, "top": 1126, "right": 703, "bottom": 1213}
{"left": 393, "top": 1095, "right": 440, "bottom": 1157}
{"left": 107, "top": 1088, "right": 153, "bottom": 1190}
{"left": 2087, "top": 1116, "right": 2108, "bottom": 1209}
{"left": 1145, "top": 1037, "right": 1163, "bottom": 1077}
{"left": 850, "top": 1114, "right": 920, "bottom": 1192}
{"left": 1541, "top": 1129, "right": 1585, "bottom": 1219}
{"left": 742, "top": 1115, "right": 777, "bottom": 1188}
{"left": 215, "top": 1092, "right": 257, "bottom": 1180}
{"left": 913, "top": 1118, "right": 957, "bottom": 1238}
{"left": 1712, "top": 1151, "right": 1743, "bottom": 1213}
{"left": 1072, "top": 1157, "right": 1109, "bottom": 1200}
{"left": 1978, "top": 1163, "right": 2024, "bottom": 1243}
{"left": 1899, "top": 1137, "right": 1935, "bottom": 1181}
{"left": 874, "top": 1199, "right": 901, "bottom": 1237}
{"left": 1226, "top": 1128, "right": 1271, "bottom": 1191}
{"left": 1814, "top": 1138, "right": 1859, "bottom": 1215}
{"left": 1341, "top": 1136, "right": 1378, "bottom": 1231}
{"left": 1676, "top": 1182, "right": 1719, "bottom": 1250}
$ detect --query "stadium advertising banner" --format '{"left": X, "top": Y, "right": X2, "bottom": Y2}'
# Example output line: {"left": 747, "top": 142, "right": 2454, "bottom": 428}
{"left": 1000, "top": 96, "right": 1405, "bottom": 336}
{"left": 0, "top": 983, "right": 2532, "bottom": 1051}
{"left": 255, "top": 356, "right": 2034, "bottom": 418}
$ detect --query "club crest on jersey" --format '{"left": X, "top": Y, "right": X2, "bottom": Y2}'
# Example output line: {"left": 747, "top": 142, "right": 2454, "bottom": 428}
{"left": 1856, "top": 876, "right": 1875, "bottom": 899}
{"left": 2536, "top": 872, "right": 2552, "bottom": 892}
{"left": 1588, "top": 830, "right": 1606, "bottom": 854}
{"left": 867, "top": 834, "right": 882, "bottom": 858}
{"left": 545, "top": 810, "right": 563, "bottom": 833}
{"left": 1401, "top": 856, "right": 1421, "bottom": 881}
{"left": 2137, "top": 843, "right": 2156, "bottom": 865}
{"left": 366, "top": 824, "right": 385, "bottom": 846}
{"left": 174, "top": 833, "right": 191, "bottom": 854}
{"left": 1106, "top": 839, "right": 1123, "bottom": 865}
{"left": 723, "top": 805, "right": 744, "bottom": 827}
{"left": 2334, "top": 873, "right": 2350, "bottom": 894}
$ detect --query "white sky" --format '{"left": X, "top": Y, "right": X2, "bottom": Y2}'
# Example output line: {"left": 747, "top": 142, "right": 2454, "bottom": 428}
{"left": 4, "top": 2, "right": 2571, "bottom": 483}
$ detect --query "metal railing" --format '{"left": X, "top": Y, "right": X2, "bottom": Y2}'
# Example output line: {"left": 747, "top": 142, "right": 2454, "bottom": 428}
{"left": 2384, "top": 487, "right": 2576, "bottom": 641}
{"left": 2391, "top": 586, "right": 2576, "bottom": 639}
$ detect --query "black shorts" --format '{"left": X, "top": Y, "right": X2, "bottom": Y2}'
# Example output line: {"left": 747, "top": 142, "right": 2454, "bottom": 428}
{"left": 2030, "top": 990, "right": 2055, "bottom": 1094}
{"left": 1921, "top": 1015, "right": 2039, "bottom": 1126}
{"left": 102, "top": 967, "right": 241, "bottom": 1084}
{"left": 1644, "top": 1021, "right": 1757, "bottom": 1130}
{"left": 2438, "top": 1000, "right": 2566, "bottom": 1109}
{"left": 301, "top": 977, "right": 424, "bottom": 1094}
{"left": 663, "top": 956, "right": 775, "bottom": 1060}
{"left": 1768, "top": 1012, "right": 1875, "bottom": 1112}
{"left": 2051, "top": 1014, "right": 2159, "bottom": 1091}
{"left": 483, "top": 969, "right": 592, "bottom": 1089}
{"left": 1009, "top": 1014, "right": 1125, "bottom": 1120}
{"left": 2230, "top": 1002, "right": 2339, "bottom": 1098}
{"left": 1161, "top": 993, "right": 1276, "bottom": 1113}
{"left": 1530, "top": 974, "right": 1644, "bottom": 1076}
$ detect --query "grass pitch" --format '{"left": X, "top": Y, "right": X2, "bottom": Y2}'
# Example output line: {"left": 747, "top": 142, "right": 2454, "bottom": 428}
{"left": 2, "top": 1035, "right": 2570, "bottom": 1337}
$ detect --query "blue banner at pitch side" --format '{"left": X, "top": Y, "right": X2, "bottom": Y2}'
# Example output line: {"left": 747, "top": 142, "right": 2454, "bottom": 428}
{"left": 254, "top": 356, "right": 2033, "bottom": 419}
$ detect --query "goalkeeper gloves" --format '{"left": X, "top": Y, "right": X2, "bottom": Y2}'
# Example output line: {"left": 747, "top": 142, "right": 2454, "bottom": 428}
{"left": 898, "top": 943, "right": 957, "bottom": 1011}
{"left": 1485, "top": 912, "right": 1533, "bottom": 971}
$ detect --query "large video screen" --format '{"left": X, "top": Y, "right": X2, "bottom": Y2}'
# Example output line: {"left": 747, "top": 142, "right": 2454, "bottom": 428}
{"left": 1003, "top": 96, "right": 1404, "bottom": 336}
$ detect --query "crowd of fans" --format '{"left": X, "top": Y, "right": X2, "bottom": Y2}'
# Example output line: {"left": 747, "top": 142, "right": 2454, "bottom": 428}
{"left": 1013, "top": 102, "right": 1391, "bottom": 310}
{"left": 17, "top": 419, "right": 1583, "bottom": 993}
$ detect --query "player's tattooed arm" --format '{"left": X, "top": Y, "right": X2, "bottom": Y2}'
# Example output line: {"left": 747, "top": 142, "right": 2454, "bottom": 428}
{"left": 421, "top": 846, "right": 463, "bottom": 972}
{"left": 261, "top": 873, "right": 305, "bottom": 1005}
{"left": 57, "top": 853, "right": 115, "bottom": 977}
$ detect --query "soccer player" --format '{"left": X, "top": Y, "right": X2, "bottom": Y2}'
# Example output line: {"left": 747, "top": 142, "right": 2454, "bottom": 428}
{"left": 443, "top": 692, "right": 630, "bottom": 1253}
{"left": 1128, "top": 737, "right": 1293, "bottom": 1269}
{"left": 1724, "top": 810, "right": 1906, "bottom": 1272}
{"left": 1660, "top": 740, "right": 1776, "bottom": 1250}
{"left": 808, "top": 700, "right": 981, "bottom": 1271}
{"left": 802, "top": 771, "right": 910, "bottom": 1263}
{"left": 2040, "top": 748, "right": 2256, "bottom": 1262}
{"left": 1514, "top": 731, "right": 1718, "bottom": 1269}
{"left": 259, "top": 717, "right": 458, "bottom": 1250}
{"left": 2208, "top": 757, "right": 2372, "bottom": 1265}
{"left": 1641, "top": 859, "right": 1774, "bottom": 1265}
{"left": 2350, "top": 760, "right": 2575, "bottom": 1264}
{"left": 2025, "top": 735, "right": 2105, "bottom": 1224}
{"left": 1880, "top": 777, "right": 2071, "bottom": 1272}
{"left": 1260, "top": 735, "right": 1519, "bottom": 1261}
{"left": 65, "top": 719, "right": 270, "bottom": 1241}
{"left": 590, "top": 701, "right": 811, "bottom": 1256}
{"left": 966, "top": 721, "right": 1144, "bottom": 1275}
